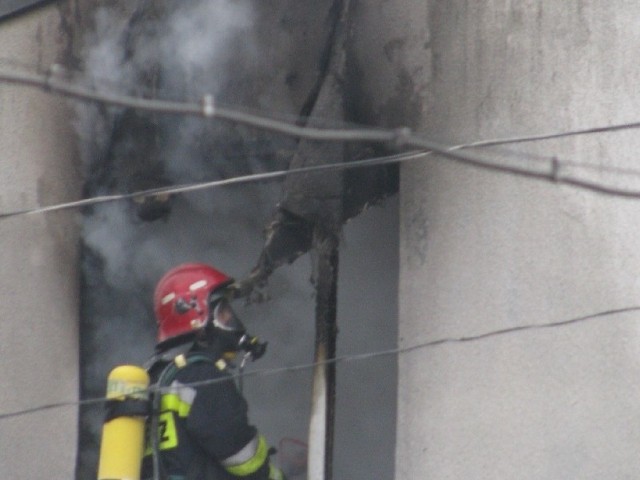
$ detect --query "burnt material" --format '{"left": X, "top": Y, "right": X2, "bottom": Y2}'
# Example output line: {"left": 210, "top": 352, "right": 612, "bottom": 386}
{"left": 310, "top": 230, "right": 339, "bottom": 480}
{"left": 236, "top": 0, "right": 347, "bottom": 299}
{"left": 240, "top": 4, "right": 349, "bottom": 480}
{"left": 236, "top": 0, "right": 398, "bottom": 299}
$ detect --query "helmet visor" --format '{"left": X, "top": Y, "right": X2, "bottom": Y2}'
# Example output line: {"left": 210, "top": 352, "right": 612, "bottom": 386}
{"left": 211, "top": 297, "right": 245, "bottom": 333}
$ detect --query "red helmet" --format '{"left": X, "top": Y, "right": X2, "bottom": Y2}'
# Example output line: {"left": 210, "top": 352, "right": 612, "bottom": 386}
{"left": 153, "top": 263, "right": 234, "bottom": 344}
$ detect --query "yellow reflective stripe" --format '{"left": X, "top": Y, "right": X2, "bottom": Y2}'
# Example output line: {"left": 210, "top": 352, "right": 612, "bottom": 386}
{"left": 225, "top": 435, "right": 269, "bottom": 476}
{"left": 160, "top": 393, "right": 192, "bottom": 417}
{"left": 143, "top": 411, "right": 179, "bottom": 456}
{"left": 269, "top": 465, "right": 284, "bottom": 480}
{"left": 157, "top": 411, "right": 179, "bottom": 450}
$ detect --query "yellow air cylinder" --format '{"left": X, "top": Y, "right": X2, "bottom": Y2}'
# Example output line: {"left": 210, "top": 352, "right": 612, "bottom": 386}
{"left": 97, "top": 365, "right": 150, "bottom": 480}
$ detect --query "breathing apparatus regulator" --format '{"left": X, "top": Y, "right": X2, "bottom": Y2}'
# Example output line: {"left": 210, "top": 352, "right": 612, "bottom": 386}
{"left": 207, "top": 293, "right": 267, "bottom": 390}
{"left": 239, "top": 332, "right": 267, "bottom": 361}
{"left": 205, "top": 288, "right": 267, "bottom": 363}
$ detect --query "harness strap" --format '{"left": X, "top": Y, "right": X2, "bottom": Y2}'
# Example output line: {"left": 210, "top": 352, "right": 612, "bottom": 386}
{"left": 149, "top": 351, "right": 223, "bottom": 480}
{"left": 104, "top": 398, "right": 150, "bottom": 422}
{"left": 157, "top": 353, "right": 220, "bottom": 387}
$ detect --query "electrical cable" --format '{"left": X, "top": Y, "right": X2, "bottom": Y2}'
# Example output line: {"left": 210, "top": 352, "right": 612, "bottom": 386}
{"left": 6, "top": 61, "right": 639, "bottom": 149}
{"left": 2, "top": 143, "right": 640, "bottom": 221}
{"left": 1, "top": 304, "right": 638, "bottom": 422}
{"left": 458, "top": 123, "right": 640, "bottom": 149}
{"left": 0, "top": 150, "right": 422, "bottom": 219}
{"left": 3, "top": 65, "right": 640, "bottom": 220}
{"left": 4, "top": 64, "right": 640, "bottom": 147}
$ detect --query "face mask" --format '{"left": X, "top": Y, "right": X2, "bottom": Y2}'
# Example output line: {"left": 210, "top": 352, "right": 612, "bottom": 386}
{"left": 206, "top": 297, "right": 247, "bottom": 352}
{"left": 206, "top": 296, "right": 267, "bottom": 360}
{"left": 211, "top": 298, "right": 246, "bottom": 333}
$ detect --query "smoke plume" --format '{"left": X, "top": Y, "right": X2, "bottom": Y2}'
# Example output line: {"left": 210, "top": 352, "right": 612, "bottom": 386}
{"left": 75, "top": 2, "right": 397, "bottom": 479}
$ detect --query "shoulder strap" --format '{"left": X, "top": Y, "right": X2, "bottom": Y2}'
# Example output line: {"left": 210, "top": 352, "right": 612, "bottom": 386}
{"left": 147, "top": 352, "right": 219, "bottom": 480}
{"left": 157, "top": 352, "right": 226, "bottom": 388}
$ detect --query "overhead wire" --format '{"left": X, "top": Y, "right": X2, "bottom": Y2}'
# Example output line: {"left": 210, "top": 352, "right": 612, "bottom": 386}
{"left": 2, "top": 65, "right": 640, "bottom": 221}
{"left": 1, "top": 304, "right": 639, "bottom": 422}
{"left": 3, "top": 144, "right": 640, "bottom": 220}
{"left": 3, "top": 64, "right": 640, "bottom": 147}
{"left": 0, "top": 150, "right": 421, "bottom": 219}
{"left": 459, "top": 122, "right": 640, "bottom": 149}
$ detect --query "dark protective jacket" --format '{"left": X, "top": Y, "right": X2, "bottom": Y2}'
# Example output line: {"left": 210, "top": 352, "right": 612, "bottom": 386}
{"left": 141, "top": 342, "right": 273, "bottom": 480}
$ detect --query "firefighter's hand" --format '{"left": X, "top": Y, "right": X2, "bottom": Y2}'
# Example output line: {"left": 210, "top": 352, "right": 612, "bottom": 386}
{"left": 268, "top": 465, "right": 286, "bottom": 480}
{"left": 249, "top": 340, "right": 267, "bottom": 360}
{"left": 240, "top": 335, "right": 267, "bottom": 360}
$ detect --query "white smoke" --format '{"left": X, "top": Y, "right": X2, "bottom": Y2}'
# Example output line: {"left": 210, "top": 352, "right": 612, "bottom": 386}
{"left": 75, "top": 2, "right": 398, "bottom": 479}
{"left": 163, "top": 1, "right": 254, "bottom": 83}
{"left": 81, "top": 8, "right": 131, "bottom": 88}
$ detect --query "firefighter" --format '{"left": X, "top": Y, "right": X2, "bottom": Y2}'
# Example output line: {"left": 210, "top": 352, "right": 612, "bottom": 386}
{"left": 141, "top": 262, "right": 284, "bottom": 480}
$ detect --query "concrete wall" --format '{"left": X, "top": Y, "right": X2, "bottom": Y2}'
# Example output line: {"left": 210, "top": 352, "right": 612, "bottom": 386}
{"left": 0, "top": 5, "right": 80, "bottom": 479}
{"left": 397, "top": 2, "right": 640, "bottom": 479}
{"left": 341, "top": 0, "right": 640, "bottom": 477}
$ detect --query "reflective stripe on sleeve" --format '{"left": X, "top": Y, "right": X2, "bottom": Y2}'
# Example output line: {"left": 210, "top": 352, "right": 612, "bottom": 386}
{"left": 221, "top": 434, "right": 269, "bottom": 476}
{"left": 160, "top": 381, "right": 196, "bottom": 417}
{"left": 268, "top": 465, "right": 284, "bottom": 480}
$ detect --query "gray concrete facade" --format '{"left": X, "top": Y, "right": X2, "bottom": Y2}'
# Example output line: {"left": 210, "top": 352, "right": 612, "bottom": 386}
{"left": 0, "top": 5, "right": 80, "bottom": 479}
{"left": 398, "top": 2, "right": 640, "bottom": 479}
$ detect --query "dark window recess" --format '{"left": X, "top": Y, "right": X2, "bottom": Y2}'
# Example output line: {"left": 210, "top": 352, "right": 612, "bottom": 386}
{"left": 0, "top": 0, "right": 54, "bottom": 21}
